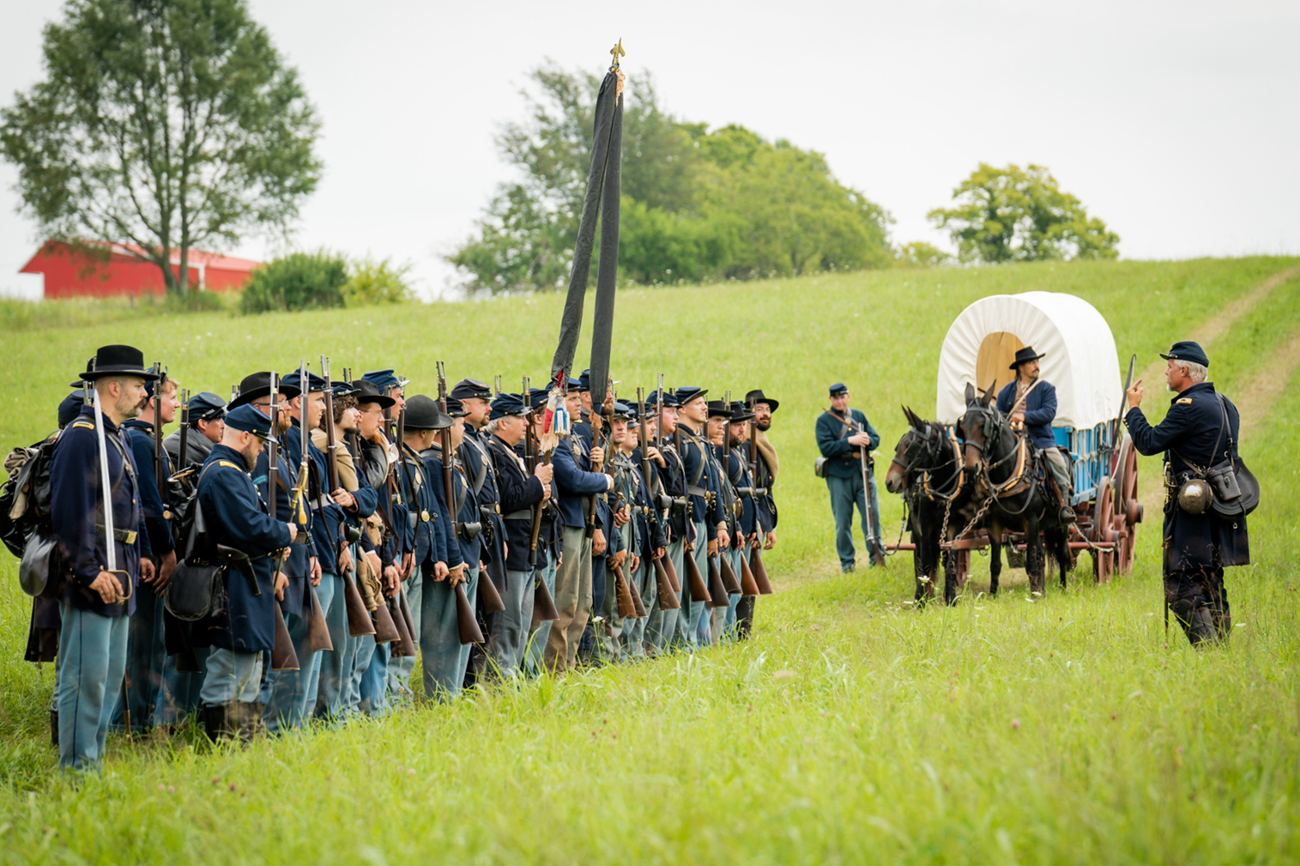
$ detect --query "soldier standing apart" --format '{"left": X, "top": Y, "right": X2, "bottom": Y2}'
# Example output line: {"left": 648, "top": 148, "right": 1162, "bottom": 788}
{"left": 741, "top": 389, "right": 779, "bottom": 639}
{"left": 1124, "top": 341, "right": 1249, "bottom": 646}
{"left": 995, "top": 347, "right": 1075, "bottom": 523}
{"left": 195, "top": 404, "right": 296, "bottom": 740}
{"left": 815, "top": 383, "right": 882, "bottom": 572}
{"left": 50, "top": 345, "right": 157, "bottom": 771}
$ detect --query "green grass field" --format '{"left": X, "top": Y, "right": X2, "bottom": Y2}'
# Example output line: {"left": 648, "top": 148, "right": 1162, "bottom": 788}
{"left": 0, "top": 257, "right": 1297, "bottom": 864}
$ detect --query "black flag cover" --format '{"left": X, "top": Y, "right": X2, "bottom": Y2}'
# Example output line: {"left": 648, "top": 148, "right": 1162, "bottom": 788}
{"left": 549, "top": 43, "right": 625, "bottom": 411}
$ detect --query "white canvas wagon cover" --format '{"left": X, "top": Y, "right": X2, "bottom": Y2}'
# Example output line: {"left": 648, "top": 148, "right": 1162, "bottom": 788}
{"left": 935, "top": 291, "right": 1121, "bottom": 430}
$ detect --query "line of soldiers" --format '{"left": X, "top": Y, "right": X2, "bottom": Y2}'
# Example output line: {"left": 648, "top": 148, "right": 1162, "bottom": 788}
{"left": 25, "top": 345, "right": 782, "bottom": 773}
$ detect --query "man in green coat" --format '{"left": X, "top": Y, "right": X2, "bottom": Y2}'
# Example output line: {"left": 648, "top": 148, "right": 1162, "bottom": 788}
{"left": 815, "top": 383, "right": 882, "bottom": 572}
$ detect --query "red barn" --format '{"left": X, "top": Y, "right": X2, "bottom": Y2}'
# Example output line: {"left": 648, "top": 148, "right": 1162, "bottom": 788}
{"left": 20, "top": 240, "right": 260, "bottom": 299}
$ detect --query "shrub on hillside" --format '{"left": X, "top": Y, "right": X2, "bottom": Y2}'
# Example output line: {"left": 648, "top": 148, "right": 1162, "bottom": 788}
{"left": 344, "top": 256, "right": 416, "bottom": 305}
{"left": 897, "top": 241, "right": 952, "bottom": 268}
{"left": 240, "top": 250, "right": 348, "bottom": 313}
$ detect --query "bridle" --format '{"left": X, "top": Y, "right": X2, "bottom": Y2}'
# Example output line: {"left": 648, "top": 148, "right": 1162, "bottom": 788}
{"left": 960, "top": 402, "right": 1033, "bottom": 505}
{"left": 891, "top": 423, "right": 965, "bottom": 502}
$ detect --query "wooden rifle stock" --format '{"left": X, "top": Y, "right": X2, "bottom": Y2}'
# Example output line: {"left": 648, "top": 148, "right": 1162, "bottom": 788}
{"left": 653, "top": 557, "right": 680, "bottom": 609}
{"left": 662, "top": 548, "right": 681, "bottom": 592}
{"left": 271, "top": 602, "right": 299, "bottom": 671}
{"left": 370, "top": 596, "right": 401, "bottom": 644}
{"left": 750, "top": 544, "right": 773, "bottom": 594}
{"left": 306, "top": 582, "right": 333, "bottom": 652}
{"left": 738, "top": 549, "right": 761, "bottom": 597}
{"left": 342, "top": 571, "right": 377, "bottom": 637}
{"left": 389, "top": 594, "right": 417, "bottom": 657}
{"left": 707, "top": 554, "right": 730, "bottom": 605}
{"left": 612, "top": 563, "right": 638, "bottom": 619}
{"left": 478, "top": 570, "right": 506, "bottom": 614}
{"left": 626, "top": 565, "right": 647, "bottom": 618}
{"left": 455, "top": 579, "right": 485, "bottom": 645}
{"left": 684, "top": 546, "right": 711, "bottom": 603}
{"left": 719, "top": 553, "right": 742, "bottom": 595}
{"left": 528, "top": 452, "right": 552, "bottom": 567}
{"left": 533, "top": 575, "right": 560, "bottom": 623}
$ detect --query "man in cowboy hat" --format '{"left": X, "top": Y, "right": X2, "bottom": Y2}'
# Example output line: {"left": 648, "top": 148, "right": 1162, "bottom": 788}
{"left": 995, "top": 347, "right": 1075, "bottom": 523}
{"left": 49, "top": 344, "right": 157, "bottom": 770}
{"left": 1124, "top": 341, "right": 1249, "bottom": 646}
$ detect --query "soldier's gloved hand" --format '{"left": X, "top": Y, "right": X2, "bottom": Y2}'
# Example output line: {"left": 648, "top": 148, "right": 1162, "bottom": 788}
{"left": 91, "top": 570, "right": 123, "bottom": 605}
{"left": 534, "top": 463, "right": 553, "bottom": 485}
{"left": 154, "top": 549, "right": 178, "bottom": 595}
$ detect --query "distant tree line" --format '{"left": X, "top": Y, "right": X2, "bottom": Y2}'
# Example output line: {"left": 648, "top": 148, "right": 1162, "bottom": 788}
{"left": 447, "top": 65, "right": 894, "bottom": 294}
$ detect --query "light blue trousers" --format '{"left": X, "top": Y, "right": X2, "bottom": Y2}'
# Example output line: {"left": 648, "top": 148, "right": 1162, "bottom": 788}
{"left": 57, "top": 605, "right": 128, "bottom": 773}
{"left": 387, "top": 568, "right": 423, "bottom": 705}
{"left": 486, "top": 568, "right": 534, "bottom": 680}
{"left": 200, "top": 649, "right": 263, "bottom": 705}
{"left": 827, "top": 472, "right": 883, "bottom": 570}
{"left": 524, "top": 560, "right": 558, "bottom": 678}
{"left": 420, "top": 565, "right": 478, "bottom": 701}
{"left": 646, "top": 540, "right": 683, "bottom": 655}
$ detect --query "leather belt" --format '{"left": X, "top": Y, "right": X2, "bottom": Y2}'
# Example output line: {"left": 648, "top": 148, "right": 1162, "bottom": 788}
{"left": 686, "top": 485, "right": 707, "bottom": 498}
{"left": 502, "top": 509, "right": 532, "bottom": 521}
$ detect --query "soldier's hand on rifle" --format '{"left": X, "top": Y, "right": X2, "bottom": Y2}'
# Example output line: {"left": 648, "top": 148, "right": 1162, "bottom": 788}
{"left": 331, "top": 488, "right": 356, "bottom": 511}
{"left": 717, "top": 527, "right": 731, "bottom": 550}
{"left": 534, "top": 463, "right": 553, "bottom": 485}
{"left": 707, "top": 539, "right": 718, "bottom": 556}
{"left": 593, "top": 527, "right": 607, "bottom": 556}
{"left": 286, "top": 523, "right": 298, "bottom": 543}
{"left": 614, "top": 506, "right": 630, "bottom": 528}
{"left": 764, "top": 529, "right": 777, "bottom": 550}
{"left": 448, "top": 564, "right": 467, "bottom": 588}
{"left": 401, "top": 552, "right": 414, "bottom": 581}
{"left": 629, "top": 553, "right": 639, "bottom": 573}
{"left": 848, "top": 432, "right": 872, "bottom": 447}
{"left": 1127, "top": 378, "right": 1144, "bottom": 410}
{"left": 91, "top": 570, "right": 123, "bottom": 605}
{"left": 647, "top": 446, "right": 665, "bottom": 467}
{"left": 610, "top": 549, "right": 627, "bottom": 571}
{"left": 154, "top": 549, "right": 178, "bottom": 594}
{"left": 338, "top": 542, "right": 353, "bottom": 575}
{"left": 275, "top": 570, "right": 288, "bottom": 601}
{"left": 1010, "top": 411, "right": 1025, "bottom": 425}
{"left": 541, "top": 482, "right": 552, "bottom": 501}
{"left": 383, "top": 564, "right": 400, "bottom": 595}
{"left": 366, "top": 550, "right": 382, "bottom": 579}
{"left": 140, "top": 556, "right": 157, "bottom": 584}
{"left": 310, "top": 556, "right": 322, "bottom": 586}
{"left": 434, "top": 561, "right": 449, "bottom": 581}
{"left": 653, "top": 546, "right": 665, "bottom": 561}
{"left": 590, "top": 445, "right": 605, "bottom": 467}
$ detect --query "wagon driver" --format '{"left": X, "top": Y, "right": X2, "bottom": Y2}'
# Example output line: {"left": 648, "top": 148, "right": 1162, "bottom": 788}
{"left": 995, "top": 347, "right": 1075, "bottom": 524}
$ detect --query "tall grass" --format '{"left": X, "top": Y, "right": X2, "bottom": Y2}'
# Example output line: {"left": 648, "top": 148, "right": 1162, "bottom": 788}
{"left": 0, "top": 257, "right": 1295, "bottom": 863}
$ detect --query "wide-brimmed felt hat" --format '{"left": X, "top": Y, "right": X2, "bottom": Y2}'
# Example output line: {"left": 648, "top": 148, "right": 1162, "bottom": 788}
{"left": 228, "top": 372, "right": 301, "bottom": 409}
{"left": 403, "top": 394, "right": 452, "bottom": 430}
{"left": 729, "top": 401, "right": 754, "bottom": 421}
{"left": 225, "top": 404, "right": 277, "bottom": 441}
{"left": 76, "top": 345, "right": 160, "bottom": 383}
{"left": 352, "top": 379, "right": 396, "bottom": 409}
{"left": 745, "top": 389, "right": 779, "bottom": 413}
{"left": 1009, "top": 347, "right": 1047, "bottom": 370}
{"left": 1160, "top": 340, "right": 1209, "bottom": 368}
{"left": 707, "top": 400, "right": 732, "bottom": 418}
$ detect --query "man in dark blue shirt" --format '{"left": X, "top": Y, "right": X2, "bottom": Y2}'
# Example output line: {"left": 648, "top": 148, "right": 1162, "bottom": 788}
{"left": 995, "top": 347, "right": 1075, "bottom": 523}
{"left": 814, "top": 383, "right": 882, "bottom": 572}
{"left": 1124, "top": 341, "right": 1249, "bottom": 646}
{"left": 49, "top": 345, "right": 157, "bottom": 772}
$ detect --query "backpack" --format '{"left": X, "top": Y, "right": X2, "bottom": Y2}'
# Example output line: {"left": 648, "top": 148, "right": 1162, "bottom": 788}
{"left": 1, "top": 434, "right": 59, "bottom": 559}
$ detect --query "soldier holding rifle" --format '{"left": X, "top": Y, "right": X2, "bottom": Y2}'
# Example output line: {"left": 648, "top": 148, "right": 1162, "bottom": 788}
{"left": 642, "top": 388, "right": 686, "bottom": 656}
{"left": 816, "top": 383, "right": 884, "bottom": 573}
{"left": 49, "top": 345, "right": 157, "bottom": 772}
{"left": 674, "top": 387, "right": 728, "bottom": 648}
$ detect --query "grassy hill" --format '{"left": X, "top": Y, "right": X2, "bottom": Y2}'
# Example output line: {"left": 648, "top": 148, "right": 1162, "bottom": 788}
{"left": 0, "top": 256, "right": 1297, "bottom": 863}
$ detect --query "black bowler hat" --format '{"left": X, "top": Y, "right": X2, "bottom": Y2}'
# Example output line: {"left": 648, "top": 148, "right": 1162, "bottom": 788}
{"left": 829, "top": 383, "right": 849, "bottom": 397}
{"left": 729, "top": 401, "right": 754, "bottom": 421}
{"left": 58, "top": 392, "right": 85, "bottom": 428}
{"left": 77, "top": 345, "right": 160, "bottom": 382}
{"left": 450, "top": 378, "right": 492, "bottom": 401}
{"left": 225, "top": 404, "right": 277, "bottom": 441}
{"left": 353, "top": 379, "right": 395, "bottom": 409}
{"left": 228, "top": 372, "right": 301, "bottom": 409}
{"left": 1160, "top": 340, "right": 1209, "bottom": 368}
{"left": 675, "top": 386, "right": 707, "bottom": 405}
{"left": 187, "top": 391, "right": 227, "bottom": 421}
{"left": 403, "top": 395, "right": 452, "bottom": 430}
{"left": 707, "top": 400, "right": 732, "bottom": 418}
{"left": 1009, "top": 346, "right": 1046, "bottom": 370}
{"left": 745, "top": 389, "right": 779, "bottom": 413}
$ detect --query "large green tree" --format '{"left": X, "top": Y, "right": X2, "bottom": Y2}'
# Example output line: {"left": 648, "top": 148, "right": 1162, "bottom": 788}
{"left": 927, "top": 163, "right": 1119, "bottom": 263}
{"left": 448, "top": 64, "right": 892, "bottom": 293}
{"left": 0, "top": 0, "right": 322, "bottom": 295}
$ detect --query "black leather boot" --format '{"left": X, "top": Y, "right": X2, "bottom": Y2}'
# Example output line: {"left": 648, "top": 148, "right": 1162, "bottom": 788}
{"left": 1171, "top": 600, "right": 1218, "bottom": 646}
{"left": 50, "top": 709, "right": 58, "bottom": 748}
{"left": 238, "top": 702, "right": 265, "bottom": 741}
{"left": 203, "top": 704, "right": 235, "bottom": 742}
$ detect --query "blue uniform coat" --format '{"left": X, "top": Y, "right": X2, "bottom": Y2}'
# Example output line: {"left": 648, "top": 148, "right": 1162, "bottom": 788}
{"left": 995, "top": 379, "right": 1060, "bottom": 451}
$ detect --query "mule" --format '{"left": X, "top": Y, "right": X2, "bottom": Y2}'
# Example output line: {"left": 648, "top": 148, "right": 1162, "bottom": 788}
{"left": 885, "top": 407, "right": 977, "bottom": 605}
{"left": 957, "top": 384, "right": 1071, "bottom": 596}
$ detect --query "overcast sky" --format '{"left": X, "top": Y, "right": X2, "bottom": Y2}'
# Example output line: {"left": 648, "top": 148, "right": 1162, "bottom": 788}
{"left": 2, "top": 0, "right": 1297, "bottom": 300}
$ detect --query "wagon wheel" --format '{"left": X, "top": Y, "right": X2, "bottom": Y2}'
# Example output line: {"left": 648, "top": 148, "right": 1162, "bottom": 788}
{"left": 1113, "top": 434, "right": 1141, "bottom": 575}
{"left": 1090, "top": 479, "right": 1114, "bottom": 584}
